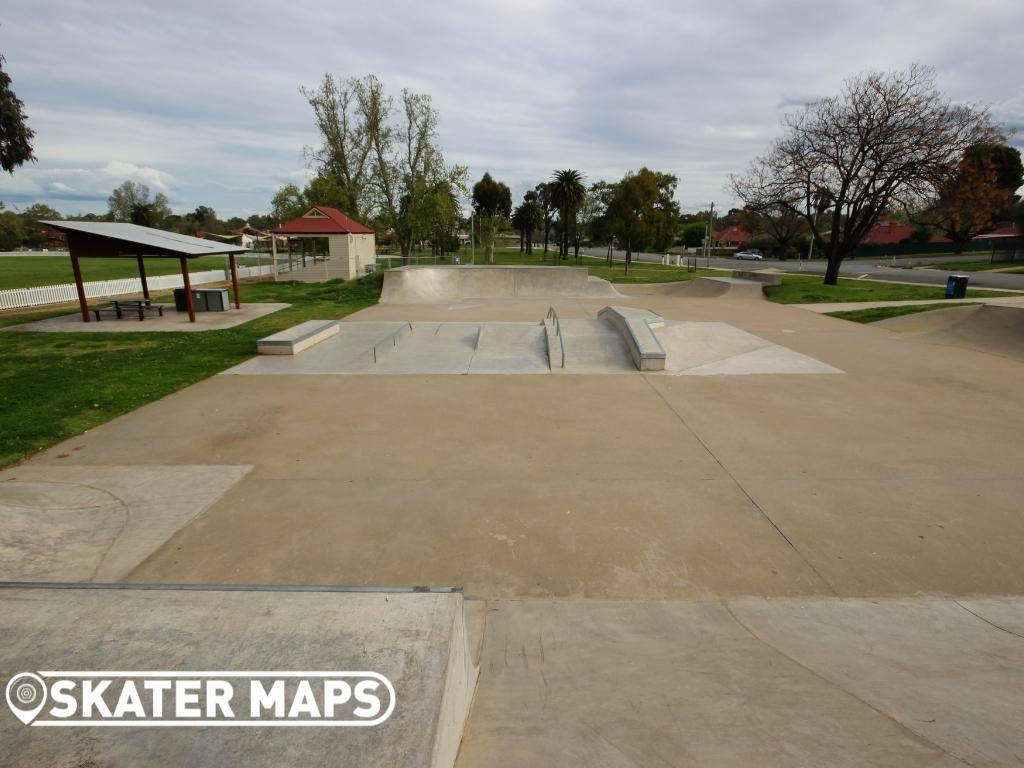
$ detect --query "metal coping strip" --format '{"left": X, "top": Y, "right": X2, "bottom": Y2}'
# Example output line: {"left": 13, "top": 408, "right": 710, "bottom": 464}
{"left": 0, "top": 581, "right": 461, "bottom": 594}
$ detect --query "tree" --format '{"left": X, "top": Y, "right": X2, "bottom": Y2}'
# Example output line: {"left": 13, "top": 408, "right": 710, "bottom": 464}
{"left": 605, "top": 168, "right": 660, "bottom": 272}
{"left": 550, "top": 169, "right": 586, "bottom": 260}
{"left": 107, "top": 181, "right": 170, "bottom": 225}
{"left": 472, "top": 172, "right": 512, "bottom": 264}
{"left": 271, "top": 184, "right": 308, "bottom": 224}
{"left": 0, "top": 55, "right": 35, "bottom": 174}
{"left": 0, "top": 208, "right": 26, "bottom": 250}
{"left": 300, "top": 73, "right": 467, "bottom": 259}
{"left": 535, "top": 182, "right": 557, "bottom": 258}
{"left": 922, "top": 144, "right": 1023, "bottom": 252}
{"left": 185, "top": 205, "right": 220, "bottom": 234}
{"left": 300, "top": 74, "right": 373, "bottom": 219}
{"left": 731, "top": 63, "right": 1001, "bottom": 284}
{"left": 519, "top": 190, "right": 543, "bottom": 254}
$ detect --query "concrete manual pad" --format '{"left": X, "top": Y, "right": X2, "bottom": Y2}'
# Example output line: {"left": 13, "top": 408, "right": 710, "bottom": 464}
{"left": 457, "top": 598, "right": 1024, "bottom": 768}
{"left": 655, "top": 320, "right": 842, "bottom": 375}
{"left": 0, "top": 585, "right": 476, "bottom": 768}
{"left": 0, "top": 465, "right": 250, "bottom": 581}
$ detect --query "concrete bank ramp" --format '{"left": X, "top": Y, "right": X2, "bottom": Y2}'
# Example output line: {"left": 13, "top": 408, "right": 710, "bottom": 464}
{"left": 876, "top": 304, "right": 1024, "bottom": 361}
{"left": 0, "top": 584, "right": 480, "bottom": 768}
{"left": 380, "top": 265, "right": 621, "bottom": 304}
{"left": 618, "top": 276, "right": 765, "bottom": 299}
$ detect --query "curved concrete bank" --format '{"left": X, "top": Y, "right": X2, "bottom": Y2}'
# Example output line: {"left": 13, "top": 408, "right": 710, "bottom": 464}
{"left": 380, "top": 265, "right": 621, "bottom": 304}
{"left": 617, "top": 276, "right": 766, "bottom": 299}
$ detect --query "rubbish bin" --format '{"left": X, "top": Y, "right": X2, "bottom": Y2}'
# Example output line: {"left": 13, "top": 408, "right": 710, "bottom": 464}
{"left": 173, "top": 288, "right": 229, "bottom": 312}
{"left": 945, "top": 274, "right": 969, "bottom": 299}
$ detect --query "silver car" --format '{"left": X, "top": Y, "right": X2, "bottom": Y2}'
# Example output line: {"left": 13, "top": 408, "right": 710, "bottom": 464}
{"left": 734, "top": 249, "right": 764, "bottom": 260}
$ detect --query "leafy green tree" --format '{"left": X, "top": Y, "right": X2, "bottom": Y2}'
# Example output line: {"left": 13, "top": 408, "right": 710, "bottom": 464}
{"left": 605, "top": 169, "right": 660, "bottom": 272}
{"left": 472, "top": 172, "right": 512, "bottom": 264}
{"left": 107, "top": 181, "right": 170, "bottom": 225}
{"left": 271, "top": 184, "right": 308, "bottom": 224}
{"left": 0, "top": 208, "right": 26, "bottom": 250}
{"left": 682, "top": 221, "right": 706, "bottom": 248}
{"left": 535, "top": 182, "right": 557, "bottom": 258}
{"left": 300, "top": 73, "right": 467, "bottom": 258}
{"left": 0, "top": 55, "right": 35, "bottom": 174}
{"left": 20, "top": 203, "right": 62, "bottom": 247}
{"left": 550, "top": 169, "right": 586, "bottom": 260}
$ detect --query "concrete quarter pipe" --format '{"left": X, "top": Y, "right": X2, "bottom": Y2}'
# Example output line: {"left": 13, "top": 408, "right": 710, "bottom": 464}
{"left": 379, "top": 265, "right": 622, "bottom": 303}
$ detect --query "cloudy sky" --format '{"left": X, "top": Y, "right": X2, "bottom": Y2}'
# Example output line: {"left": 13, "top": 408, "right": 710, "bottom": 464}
{"left": 1, "top": 0, "right": 1022, "bottom": 219}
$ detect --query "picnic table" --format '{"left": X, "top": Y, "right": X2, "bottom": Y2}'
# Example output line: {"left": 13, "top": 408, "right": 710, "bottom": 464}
{"left": 92, "top": 299, "right": 165, "bottom": 321}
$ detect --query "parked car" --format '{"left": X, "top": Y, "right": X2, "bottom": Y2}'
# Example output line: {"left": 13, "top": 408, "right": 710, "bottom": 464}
{"left": 734, "top": 249, "right": 764, "bottom": 260}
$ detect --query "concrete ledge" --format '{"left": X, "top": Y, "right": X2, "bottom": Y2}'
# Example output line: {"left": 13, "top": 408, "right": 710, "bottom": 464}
{"left": 598, "top": 306, "right": 667, "bottom": 371}
{"left": 257, "top": 320, "right": 338, "bottom": 355}
{"left": 732, "top": 270, "right": 782, "bottom": 286}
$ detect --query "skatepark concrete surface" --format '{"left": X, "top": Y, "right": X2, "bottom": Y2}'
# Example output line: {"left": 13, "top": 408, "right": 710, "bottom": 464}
{"left": 4, "top": 266, "right": 1024, "bottom": 765}
{"left": 0, "top": 584, "right": 479, "bottom": 768}
{"left": 228, "top": 315, "right": 839, "bottom": 376}
{"left": 4, "top": 302, "right": 289, "bottom": 332}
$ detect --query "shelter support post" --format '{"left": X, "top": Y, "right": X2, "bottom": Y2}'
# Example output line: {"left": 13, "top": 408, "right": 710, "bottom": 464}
{"left": 180, "top": 257, "right": 195, "bottom": 322}
{"left": 229, "top": 253, "right": 241, "bottom": 309}
{"left": 137, "top": 256, "right": 150, "bottom": 300}
{"left": 71, "top": 252, "right": 89, "bottom": 322}
{"left": 271, "top": 235, "right": 278, "bottom": 281}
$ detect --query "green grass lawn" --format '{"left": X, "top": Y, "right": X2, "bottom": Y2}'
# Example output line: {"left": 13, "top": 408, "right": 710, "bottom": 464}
{"left": 764, "top": 274, "right": 1014, "bottom": 304}
{"left": 0, "top": 254, "right": 267, "bottom": 290}
{"left": 825, "top": 302, "right": 981, "bottom": 323}
{"left": 0, "top": 273, "right": 383, "bottom": 468}
{"left": 917, "top": 260, "right": 1024, "bottom": 274}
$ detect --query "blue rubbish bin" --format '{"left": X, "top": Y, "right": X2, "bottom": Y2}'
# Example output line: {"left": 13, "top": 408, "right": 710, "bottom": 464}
{"left": 945, "top": 274, "right": 969, "bottom": 299}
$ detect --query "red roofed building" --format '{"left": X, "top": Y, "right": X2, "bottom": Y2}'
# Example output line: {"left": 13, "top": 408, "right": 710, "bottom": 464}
{"left": 714, "top": 225, "right": 751, "bottom": 247}
{"left": 272, "top": 206, "right": 376, "bottom": 281}
{"left": 824, "top": 220, "right": 950, "bottom": 245}
{"left": 974, "top": 222, "right": 1021, "bottom": 240}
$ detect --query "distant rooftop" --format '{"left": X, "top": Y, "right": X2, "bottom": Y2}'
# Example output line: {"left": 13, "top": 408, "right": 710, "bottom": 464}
{"left": 273, "top": 206, "right": 374, "bottom": 236}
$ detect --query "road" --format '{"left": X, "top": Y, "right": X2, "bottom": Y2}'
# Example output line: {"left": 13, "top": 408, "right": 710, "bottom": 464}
{"left": 579, "top": 247, "right": 1024, "bottom": 292}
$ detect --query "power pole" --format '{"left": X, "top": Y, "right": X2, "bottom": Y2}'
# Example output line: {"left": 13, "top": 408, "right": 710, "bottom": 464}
{"left": 705, "top": 201, "right": 715, "bottom": 267}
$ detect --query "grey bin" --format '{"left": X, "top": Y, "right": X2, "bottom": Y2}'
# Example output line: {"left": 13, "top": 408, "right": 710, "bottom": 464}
{"left": 173, "top": 288, "right": 230, "bottom": 312}
{"left": 945, "top": 274, "right": 969, "bottom": 299}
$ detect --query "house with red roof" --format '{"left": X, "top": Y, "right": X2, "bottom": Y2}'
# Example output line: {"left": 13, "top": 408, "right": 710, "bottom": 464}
{"left": 272, "top": 206, "right": 376, "bottom": 281}
{"left": 713, "top": 225, "right": 751, "bottom": 247}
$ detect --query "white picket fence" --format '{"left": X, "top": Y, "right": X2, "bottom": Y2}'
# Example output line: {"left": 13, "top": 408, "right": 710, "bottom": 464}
{"left": 0, "top": 269, "right": 228, "bottom": 311}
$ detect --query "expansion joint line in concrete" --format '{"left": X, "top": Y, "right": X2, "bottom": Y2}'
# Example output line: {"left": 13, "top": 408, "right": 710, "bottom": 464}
{"left": 954, "top": 600, "right": 1024, "bottom": 642}
{"left": 720, "top": 600, "right": 978, "bottom": 768}
{"left": 640, "top": 376, "right": 838, "bottom": 596}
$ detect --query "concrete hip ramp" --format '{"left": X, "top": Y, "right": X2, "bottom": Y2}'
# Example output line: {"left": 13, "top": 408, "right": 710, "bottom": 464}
{"left": 380, "top": 265, "right": 621, "bottom": 304}
{"left": 877, "top": 304, "right": 1024, "bottom": 361}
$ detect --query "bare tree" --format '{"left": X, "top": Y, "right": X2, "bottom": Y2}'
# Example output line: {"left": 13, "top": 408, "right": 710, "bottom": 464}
{"left": 731, "top": 63, "right": 1002, "bottom": 284}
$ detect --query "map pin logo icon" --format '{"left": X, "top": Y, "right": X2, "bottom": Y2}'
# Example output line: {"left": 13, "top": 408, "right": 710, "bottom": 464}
{"left": 6, "top": 673, "right": 47, "bottom": 725}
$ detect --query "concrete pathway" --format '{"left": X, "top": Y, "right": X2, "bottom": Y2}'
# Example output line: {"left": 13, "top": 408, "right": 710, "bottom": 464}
{"left": 796, "top": 295, "right": 1024, "bottom": 313}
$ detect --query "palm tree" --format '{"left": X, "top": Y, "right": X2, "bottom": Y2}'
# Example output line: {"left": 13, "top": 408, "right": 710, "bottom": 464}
{"left": 550, "top": 170, "right": 586, "bottom": 261}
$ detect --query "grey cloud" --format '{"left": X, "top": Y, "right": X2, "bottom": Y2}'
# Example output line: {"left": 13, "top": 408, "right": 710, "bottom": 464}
{"left": 1, "top": 0, "right": 1021, "bottom": 217}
